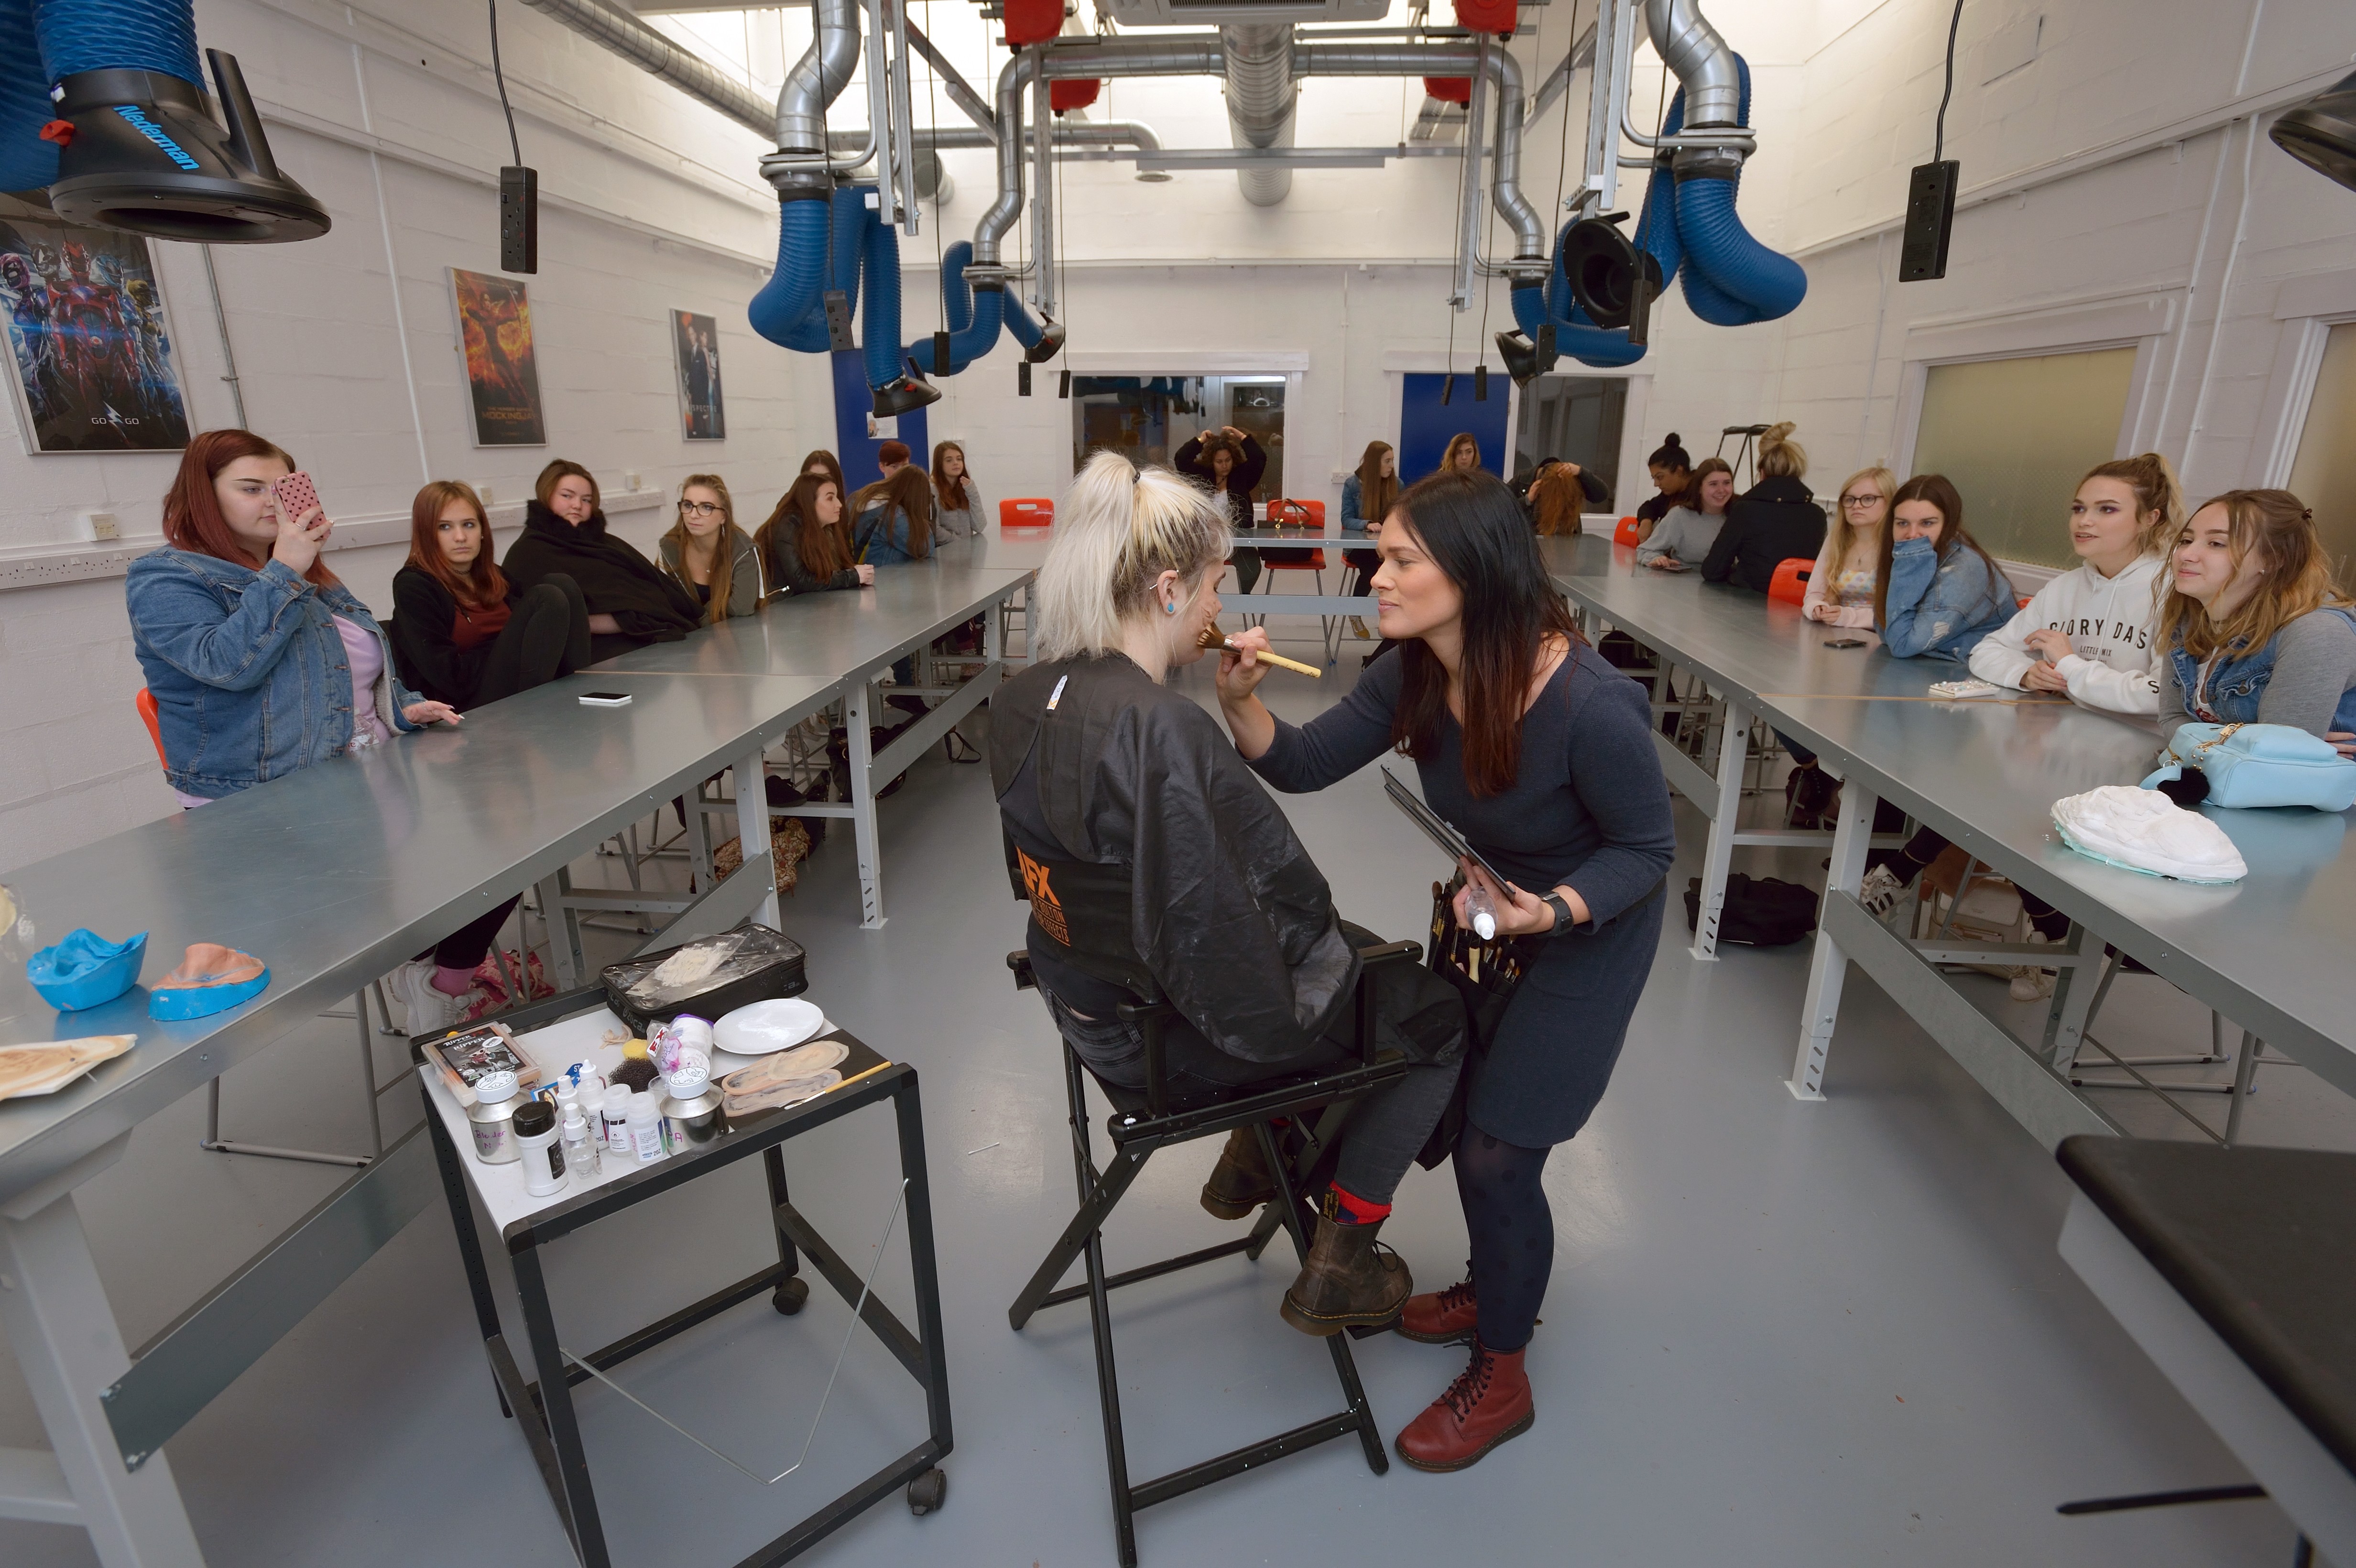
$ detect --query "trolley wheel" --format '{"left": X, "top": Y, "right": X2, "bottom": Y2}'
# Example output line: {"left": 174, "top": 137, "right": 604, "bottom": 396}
{"left": 772, "top": 1276, "right": 810, "bottom": 1316}
{"left": 906, "top": 1468, "right": 947, "bottom": 1516}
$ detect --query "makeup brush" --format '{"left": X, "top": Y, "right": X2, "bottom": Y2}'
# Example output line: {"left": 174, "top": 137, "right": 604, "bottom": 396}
{"left": 1198, "top": 625, "right": 1322, "bottom": 677}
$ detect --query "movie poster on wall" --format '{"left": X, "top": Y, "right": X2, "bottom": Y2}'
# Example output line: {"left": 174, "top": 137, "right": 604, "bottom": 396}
{"left": 450, "top": 267, "right": 546, "bottom": 446}
{"left": 0, "top": 218, "right": 191, "bottom": 454}
{"left": 672, "top": 309, "right": 725, "bottom": 440}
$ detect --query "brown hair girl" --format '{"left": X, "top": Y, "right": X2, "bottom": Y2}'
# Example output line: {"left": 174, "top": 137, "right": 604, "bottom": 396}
{"left": 405, "top": 480, "right": 507, "bottom": 609}
{"left": 163, "top": 428, "right": 338, "bottom": 587}
{"left": 2159, "top": 489, "right": 2350, "bottom": 663}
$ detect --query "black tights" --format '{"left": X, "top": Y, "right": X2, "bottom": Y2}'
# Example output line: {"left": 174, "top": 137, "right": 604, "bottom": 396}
{"left": 1888, "top": 827, "right": 2070, "bottom": 940}
{"left": 474, "top": 576, "right": 591, "bottom": 707}
{"left": 1453, "top": 1123, "right": 1555, "bottom": 1353}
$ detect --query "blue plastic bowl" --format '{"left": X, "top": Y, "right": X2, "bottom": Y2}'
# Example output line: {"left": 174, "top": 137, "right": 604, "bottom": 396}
{"left": 27, "top": 929, "right": 149, "bottom": 1013}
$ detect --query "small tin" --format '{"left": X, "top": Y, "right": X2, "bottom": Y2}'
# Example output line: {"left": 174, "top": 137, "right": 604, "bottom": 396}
{"left": 467, "top": 1069, "right": 524, "bottom": 1164}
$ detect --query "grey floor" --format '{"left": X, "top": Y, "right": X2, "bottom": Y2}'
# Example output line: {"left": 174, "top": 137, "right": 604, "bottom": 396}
{"left": 3, "top": 631, "right": 2336, "bottom": 1567}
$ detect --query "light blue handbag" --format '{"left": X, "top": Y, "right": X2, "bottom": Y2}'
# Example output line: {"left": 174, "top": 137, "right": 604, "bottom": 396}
{"left": 2141, "top": 722, "right": 2356, "bottom": 811}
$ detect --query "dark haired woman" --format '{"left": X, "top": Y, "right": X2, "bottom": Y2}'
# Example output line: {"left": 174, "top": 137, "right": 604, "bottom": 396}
{"left": 1440, "top": 432, "right": 1485, "bottom": 476}
{"left": 501, "top": 459, "right": 703, "bottom": 661}
{"left": 1341, "top": 439, "right": 1398, "bottom": 638}
{"left": 1634, "top": 432, "right": 1692, "bottom": 539}
{"left": 392, "top": 480, "right": 591, "bottom": 710}
{"left": 931, "top": 440, "right": 987, "bottom": 542}
{"left": 800, "top": 447, "right": 847, "bottom": 496}
{"left": 1218, "top": 470, "right": 1676, "bottom": 1472}
{"left": 1875, "top": 473, "right": 2014, "bottom": 660}
{"left": 658, "top": 474, "right": 761, "bottom": 621}
{"left": 1177, "top": 424, "right": 1267, "bottom": 591}
{"left": 849, "top": 464, "right": 936, "bottom": 566}
{"left": 756, "top": 473, "right": 875, "bottom": 595}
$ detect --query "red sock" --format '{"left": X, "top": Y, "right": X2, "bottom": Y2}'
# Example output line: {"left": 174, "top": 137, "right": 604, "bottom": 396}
{"left": 1324, "top": 1183, "right": 1392, "bottom": 1227}
{"left": 431, "top": 963, "right": 476, "bottom": 998}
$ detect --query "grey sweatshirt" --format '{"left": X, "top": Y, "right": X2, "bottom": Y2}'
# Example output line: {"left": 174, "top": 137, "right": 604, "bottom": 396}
{"left": 1634, "top": 505, "right": 1726, "bottom": 566}
{"left": 2156, "top": 609, "right": 2356, "bottom": 741}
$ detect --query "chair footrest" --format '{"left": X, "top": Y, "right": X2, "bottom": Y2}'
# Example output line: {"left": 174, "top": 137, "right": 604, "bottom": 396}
{"left": 1037, "top": 1236, "right": 1262, "bottom": 1312}
{"left": 1130, "top": 1410, "right": 1371, "bottom": 1511}
{"left": 1106, "top": 1060, "right": 1409, "bottom": 1145}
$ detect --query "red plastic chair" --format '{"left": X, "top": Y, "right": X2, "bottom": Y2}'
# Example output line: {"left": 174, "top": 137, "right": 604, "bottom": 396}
{"left": 2018, "top": 596, "right": 2030, "bottom": 609}
{"left": 1614, "top": 515, "right": 1641, "bottom": 547}
{"left": 135, "top": 688, "right": 167, "bottom": 769}
{"left": 1767, "top": 557, "right": 1813, "bottom": 606}
{"left": 1000, "top": 497, "right": 1054, "bottom": 529}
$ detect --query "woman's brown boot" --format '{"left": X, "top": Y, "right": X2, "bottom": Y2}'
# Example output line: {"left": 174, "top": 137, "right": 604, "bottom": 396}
{"left": 1394, "top": 1341, "right": 1534, "bottom": 1471}
{"left": 1280, "top": 1217, "right": 1411, "bottom": 1336}
{"left": 1199, "top": 1126, "right": 1277, "bottom": 1220}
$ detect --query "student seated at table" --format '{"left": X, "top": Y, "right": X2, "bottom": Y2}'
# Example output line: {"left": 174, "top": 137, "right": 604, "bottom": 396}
{"left": 2156, "top": 487, "right": 2356, "bottom": 754}
{"left": 502, "top": 459, "right": 703, "bottom": 662}
{"left": 1633, "top": 432, "right": 1693, "bottom": 539}
{"left": 1527, "top": 457, "right": 1609, "bottom": 537}
{"left": 849, "top": 464, "right": 937, "bottom": 566}
{"left": 1176, "top": 424, "right": 1267, "bottom": 591}
{"left": 1800, "top": 466, "right": 1895, "bottom": 627}
{"left": 391, "top": 480, "right": 591, "bottom": 711}
{"left": 1699, "top": 423, "right": 1825, "bottom": 591}
{"left": 125, "top": 432, "right": 514, "bottom": 1031}
{"left": 1968, "top": 453, "right": 2181, "bottom": 714}
{"left": 1636, "top": 457, "right": 1734, "bottom": 569}
{"left": 800, "top": 447, "right": 847, "bottom": 496}
{"left": 931, "top": 440, "right": 987, "bottom": 542}
{"left": 658, "top": 473, "right": 761, "bottom": 621}
{"left": 1341, "top": 440, "right": 1398, "bottom": 639}
{"left": 993, "top": 450, "right": 1466, "bottom": 1346}
{"left": 1873, "top": 474, "right": 2015, "bottom": 660}
{"left": 756, "top": 473, "right": 874, "bottom": 595}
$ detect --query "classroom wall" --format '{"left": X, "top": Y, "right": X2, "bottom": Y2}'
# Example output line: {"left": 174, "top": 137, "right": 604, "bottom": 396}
{"left": 5, "top": 0, "right": 2354, "bottom": 871}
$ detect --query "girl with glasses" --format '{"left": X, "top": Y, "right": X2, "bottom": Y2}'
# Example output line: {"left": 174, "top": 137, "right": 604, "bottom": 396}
{"left": 659, "top": 473, "right": 761, "bottom": 621}
{"left": 1802, "top": 467, "right": 1896, "bottom": 626}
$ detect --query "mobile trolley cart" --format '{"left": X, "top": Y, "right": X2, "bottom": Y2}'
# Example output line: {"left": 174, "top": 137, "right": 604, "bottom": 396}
{"left": 413, "top": 989, "right": 951, "bottom": 1567}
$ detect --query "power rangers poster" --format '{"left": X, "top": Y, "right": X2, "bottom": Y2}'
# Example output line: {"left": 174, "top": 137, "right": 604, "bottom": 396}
{"left": 450, "top": 267, "right": 546, "bottom": 446}
{"left": 0, "top": 218, "right": 191, "bottom": 455}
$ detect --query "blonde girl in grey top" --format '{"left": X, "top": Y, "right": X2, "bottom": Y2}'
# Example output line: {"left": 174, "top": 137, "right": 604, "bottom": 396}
{"left": 931, "top": 440, "right": 987, "bottom": 543}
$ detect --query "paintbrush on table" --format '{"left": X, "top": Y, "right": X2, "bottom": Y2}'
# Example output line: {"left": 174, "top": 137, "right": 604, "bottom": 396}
{"left": 1198, "top": 625, "right": 1322, "bottom": 677}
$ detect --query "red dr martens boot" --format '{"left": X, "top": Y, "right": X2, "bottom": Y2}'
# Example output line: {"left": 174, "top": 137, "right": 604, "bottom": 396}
{"left": 1394, "top": 1341, "right": 1534, "bottom": 1471}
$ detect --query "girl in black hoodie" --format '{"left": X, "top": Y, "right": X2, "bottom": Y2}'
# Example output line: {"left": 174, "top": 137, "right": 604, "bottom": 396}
{"left": 502, "top": 460, "right": 704, "bottom": 662}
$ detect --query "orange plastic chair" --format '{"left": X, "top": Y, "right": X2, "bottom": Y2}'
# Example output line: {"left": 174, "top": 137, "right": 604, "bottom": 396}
{"left": 1614, "top": 515, "right": 1641, "bottom": 547}
{"left": 135, "top": 688, "right": 167, "bottom": 769}
{"left": 1000, "top": 497, "right": 1054, "bottom": 529}
{"left": 2018, "top": 596, "right": 2030, "bottom": 609}
{"left": 1767, "top": 557, "right": 1813, "bottom": 606}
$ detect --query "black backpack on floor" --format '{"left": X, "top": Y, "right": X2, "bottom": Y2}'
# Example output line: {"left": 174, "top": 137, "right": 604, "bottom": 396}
{"left": 1682, "top": 873, "right": 1819, "bottom": 947}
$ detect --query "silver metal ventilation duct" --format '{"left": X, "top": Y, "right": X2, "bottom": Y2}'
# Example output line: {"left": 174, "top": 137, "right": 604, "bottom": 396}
{"left": 1642, "top": 0, "right": 1740, "bottom": 131}
{"left": 774, "top": 0, "right": 863, "bottom": 171}
{"left": 1222, "top": 24, "right": 1297, "bottom": 207}
{"left": 830, "top": 121, "right": 1165, "bottom": 155}
{"left": 517, "top": 0, "right": 774, "bottom": 138}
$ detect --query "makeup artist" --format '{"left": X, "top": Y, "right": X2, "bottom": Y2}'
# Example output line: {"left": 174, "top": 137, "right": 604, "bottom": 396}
{"left": 1216, "top": 468, "right": 1676, "bottom": 1472}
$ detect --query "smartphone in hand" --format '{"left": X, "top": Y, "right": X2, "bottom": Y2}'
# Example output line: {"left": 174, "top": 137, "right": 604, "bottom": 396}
{"left": 271, "top": 470, "right": 322, "bottom": 524}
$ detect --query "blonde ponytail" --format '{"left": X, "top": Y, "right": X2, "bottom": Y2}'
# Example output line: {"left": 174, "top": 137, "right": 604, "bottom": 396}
{"left": 1032, "top": 451, "right": 1231, "bottom": 662}
{"left": 1756, "top": 421, "right": 1807, "bottom": 480}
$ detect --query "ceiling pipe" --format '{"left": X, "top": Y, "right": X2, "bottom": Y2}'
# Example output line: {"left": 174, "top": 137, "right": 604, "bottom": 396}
{"left": 516, "top": 0, "right": 774, "bottom": 138}
{"left": 1222, "top": 24, "right": 1297, "bottom": 207}
{"left": 767, "top": 0, "right": 864, "bottom": 194}
{"left": 1642, "top": 0, "right": 1742, "bottom": 145}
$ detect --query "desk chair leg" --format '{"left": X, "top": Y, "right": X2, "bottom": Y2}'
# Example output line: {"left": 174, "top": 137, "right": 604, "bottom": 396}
{"left": 201, "top": 989, "right": 378, "bottom": 1167}
{"left": 511, "top": 1245, "right": 611, "bottom": 1568}
{"left": 1062, "top": 1062, "right": 1142, "bottom": 1567}
{"left": 1690, "top": 698, "right": 1752, "bottom": 961}
{"left": 1253, "top": 1120, "right": 1387, "bottom": 1476}
{"left": 2224, "top": 1031, "right": 2262, "bottom": 1147}
{"left": 1789, "top": 778, "right": 1877, "bottom": 1101}
{"left": 1008, "top": 1070, "right": 1155, "bottom": 1330}
{"left": 761, "top": 1147, "right": 810, "bottom": 1316}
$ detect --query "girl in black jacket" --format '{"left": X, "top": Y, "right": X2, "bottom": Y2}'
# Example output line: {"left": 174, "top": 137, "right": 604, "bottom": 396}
{"left": 1175, "top": 425, "right": 1267, "bottom": 591}
{"left": 755, "top": 473, "right": 875, "bottom": 596}
{"left": 501, "top": 460, "right": 704, "bottom": 662}
{"left": 1699, "top": 422, "right": 1827, "bottom": 592}
{"left": 391, "top": 480, "right": 589, "bottom": 710}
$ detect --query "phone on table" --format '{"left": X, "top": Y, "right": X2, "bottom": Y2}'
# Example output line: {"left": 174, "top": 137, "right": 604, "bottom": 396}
{"left": 1823, "top": 638, "right": 1868, "bottom": 649}
{"left": 270, "top": 470, "right": 321, "bottom": 524}
{"left": 578, "top": 691, "right": 633, "bottom": 708}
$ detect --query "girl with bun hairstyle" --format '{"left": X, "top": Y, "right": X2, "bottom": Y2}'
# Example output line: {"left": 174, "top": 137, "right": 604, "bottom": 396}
{"left": 1699, "top": 423, "right": 1827, "bottom": 592}
{"left": 1634, "top": 432, "right": 1692, "bottom": 539}
{"left": 1968, "top": 453, "right": 2182, "bottom": 713}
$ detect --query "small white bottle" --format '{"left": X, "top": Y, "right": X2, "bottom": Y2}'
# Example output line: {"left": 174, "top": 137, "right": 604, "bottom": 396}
{"left": 562, "top": 1107, "right": 600, "bottom": 1180}
{"left": 513, "top": 1100, "right": 567, "bottom": 1199}
{"left": 628, "top": 1090, "right": 665, "bottom": 1165}
{"left": 600, "top": 1085, "right": 632, "bottom": 1152}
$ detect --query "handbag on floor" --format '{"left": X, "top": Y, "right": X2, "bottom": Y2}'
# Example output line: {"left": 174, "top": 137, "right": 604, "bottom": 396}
{"left": 1682, "top": 873, "right": 1818, "bottom": 947}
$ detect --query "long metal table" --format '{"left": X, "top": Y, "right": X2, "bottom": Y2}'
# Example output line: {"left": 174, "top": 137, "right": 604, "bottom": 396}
{"left": 1543, "top": 532, "right": 2356, "bottom": 1149}
{"left": 589, "top": 557, "right": 1037, "bottom": 928}
{"left": 0, "top": 669, "right": 837, "bottom": 1564}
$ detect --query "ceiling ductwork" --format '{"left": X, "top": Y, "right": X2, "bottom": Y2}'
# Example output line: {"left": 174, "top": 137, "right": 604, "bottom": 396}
{"left": 1222, "top": 23, "right": 1298, "bottom": 207}
{"left": 517, "top": 0, "right": 774, "bottom": 139}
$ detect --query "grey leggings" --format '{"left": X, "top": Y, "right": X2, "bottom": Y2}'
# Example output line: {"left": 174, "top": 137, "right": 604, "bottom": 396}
{"left": 1040, "top": 986, "right": 1460, "bottom": 1206}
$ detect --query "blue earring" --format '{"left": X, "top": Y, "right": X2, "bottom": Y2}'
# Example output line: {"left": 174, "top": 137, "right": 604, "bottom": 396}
{"left": 1165, "top": 600, "right": 1177, "bottom": 615}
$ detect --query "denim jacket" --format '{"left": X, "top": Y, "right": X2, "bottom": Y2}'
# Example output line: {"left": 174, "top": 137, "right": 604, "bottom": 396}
{"left": 851, "top": 499, "right": 922, "bottom": 566}
{"left": 1879, "top": 537, "right": 2015, "bottom": 661}
{"left": 1340, "top": 472, "right": 1370, "bottom": 531}
{"left": 2165, "top": 606, "right": 2356, "bottom": 733}
{"left": 125, "top": 548, "right": 422, "bottom": 799}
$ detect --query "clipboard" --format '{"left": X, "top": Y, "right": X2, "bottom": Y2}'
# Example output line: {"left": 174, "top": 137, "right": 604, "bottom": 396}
{"left": 1382, "top": 767, "right": 1509, "bottom": 887}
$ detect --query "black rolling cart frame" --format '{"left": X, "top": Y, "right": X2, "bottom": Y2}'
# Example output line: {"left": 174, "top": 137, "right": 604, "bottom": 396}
{"left": 415, "top": 990, "right": 952, "bottom": 1568}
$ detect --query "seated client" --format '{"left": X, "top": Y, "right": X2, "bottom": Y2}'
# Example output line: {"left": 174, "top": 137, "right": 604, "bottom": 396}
{"left": 989, "top": 451, "right": 1466, "bottom": 1339}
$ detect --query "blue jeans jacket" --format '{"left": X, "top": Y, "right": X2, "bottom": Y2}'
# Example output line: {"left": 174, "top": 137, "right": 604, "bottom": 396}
{"left": 1880, "top": 537, "right": 2015, "bottom": 661}
{"left": 125, "top": 548, "right": 422, "bottom": 799}
{"left": 2165, "top": 606, "right": 2356, "bottom": 732}
{"left": 852, "top": 501, "right": 921, "bottom": 566}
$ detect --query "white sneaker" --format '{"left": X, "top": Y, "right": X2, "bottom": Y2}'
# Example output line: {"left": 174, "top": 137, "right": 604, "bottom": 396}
{"left": 390, "top": 959, "right": 468, "bottom": 1036}
{"left": 2008, "top": 933, "right": 2056, "bottom": 1002}
{"left": 1855, "top": 863, "right": 1906, "bottom": 917}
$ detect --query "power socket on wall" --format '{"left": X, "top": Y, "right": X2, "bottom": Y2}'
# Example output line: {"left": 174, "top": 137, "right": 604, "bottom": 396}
{"left": 77, "top": 511, "right": 119, "bottom": 542}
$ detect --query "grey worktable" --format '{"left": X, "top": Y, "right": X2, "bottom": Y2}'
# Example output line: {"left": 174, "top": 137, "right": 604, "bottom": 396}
{"left": 0, "top": 669, "right": 838, "bottom": 1202}
{"left": 1542, "top": 532, "right": 2356, "bottom": 1107}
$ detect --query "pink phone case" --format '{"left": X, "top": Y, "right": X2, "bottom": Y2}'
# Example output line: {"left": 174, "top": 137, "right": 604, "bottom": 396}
{"left": 272, "top": 470, "right": 321, "bottom": 522}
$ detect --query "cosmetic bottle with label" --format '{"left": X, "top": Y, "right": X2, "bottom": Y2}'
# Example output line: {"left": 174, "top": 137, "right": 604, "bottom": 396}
{"left": 467, "top": 1070, "right": 524, "bottom": 1164}
{"left": 628, "top": 1090, "right": 665, "bottom": 1165}
{"left": 514, "top": 1100, "right": 567, "bottom": 1199}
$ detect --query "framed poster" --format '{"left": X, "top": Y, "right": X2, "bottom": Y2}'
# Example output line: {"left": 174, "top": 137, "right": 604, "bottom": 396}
{"left": 450, "top": 267, "right": 546, "bottom": 446}
{"left": 0, "top": 217, "right": 190, "bottom": 454}
{"left": 672, "top": 309, "right": 725, "bottom": 440}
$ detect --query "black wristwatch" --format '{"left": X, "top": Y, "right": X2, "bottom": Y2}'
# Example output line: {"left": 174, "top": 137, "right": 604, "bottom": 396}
{"left": 1539, "top": 891, "right": 1574, "bottom": 935}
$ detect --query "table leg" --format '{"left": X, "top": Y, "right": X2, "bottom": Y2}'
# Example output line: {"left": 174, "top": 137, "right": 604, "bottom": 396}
{"left": 1789, "top": 778, "right": 1878, "bottom": 1102}
{"left": 0, "top": 1181, "right": 205, "bottom": 1566}
{"left": 2040, "top": 926, "right": 2099, "bottom": 1069}
{"left": 1689, "top": 698, "right": 1751, "bottom": 962}
{"left": 539, "top": 872, "right": 581, "bottom": 991}
{"left": 733, "top": 746, "right": 781, "bottom": 932}
{"left": 510, "top": 1245, "right": 611, "bottom": 1568}
{"left": 847, "top": 680, "right": 885, "bottom": 929}
{"left": 894, "top": 1078, "right": 954, "bottom": 1455}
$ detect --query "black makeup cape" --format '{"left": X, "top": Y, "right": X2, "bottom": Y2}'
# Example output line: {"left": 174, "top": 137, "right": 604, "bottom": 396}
{"left": 502, "top": 500, "right": 703, "bottom": 658}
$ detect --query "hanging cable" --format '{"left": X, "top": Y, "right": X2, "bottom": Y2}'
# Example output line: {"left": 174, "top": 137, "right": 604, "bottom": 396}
{"left": 1934, "top": 0, "right": 1964, "bottom": 162}
{"left": 487, "top": 0, "right": 523, "bottom": 167}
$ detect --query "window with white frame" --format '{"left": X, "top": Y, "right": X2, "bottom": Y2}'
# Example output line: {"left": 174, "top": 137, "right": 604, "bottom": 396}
{"left": 2287, "top": 321, "right": 2356, "bottom": 582}
{"left": 1908, "top": 348, "right": 2138, "bottom": 569}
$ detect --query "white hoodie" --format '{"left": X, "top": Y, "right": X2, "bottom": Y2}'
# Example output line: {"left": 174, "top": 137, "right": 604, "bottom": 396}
{"left": 1968, "top": 554, "right": 2164, "bottom": 714}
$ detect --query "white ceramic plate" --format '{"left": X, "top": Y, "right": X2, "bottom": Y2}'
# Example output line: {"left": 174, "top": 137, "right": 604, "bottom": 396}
{"left": 713, "top": 997, "right": 826, "bottom": 1056}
